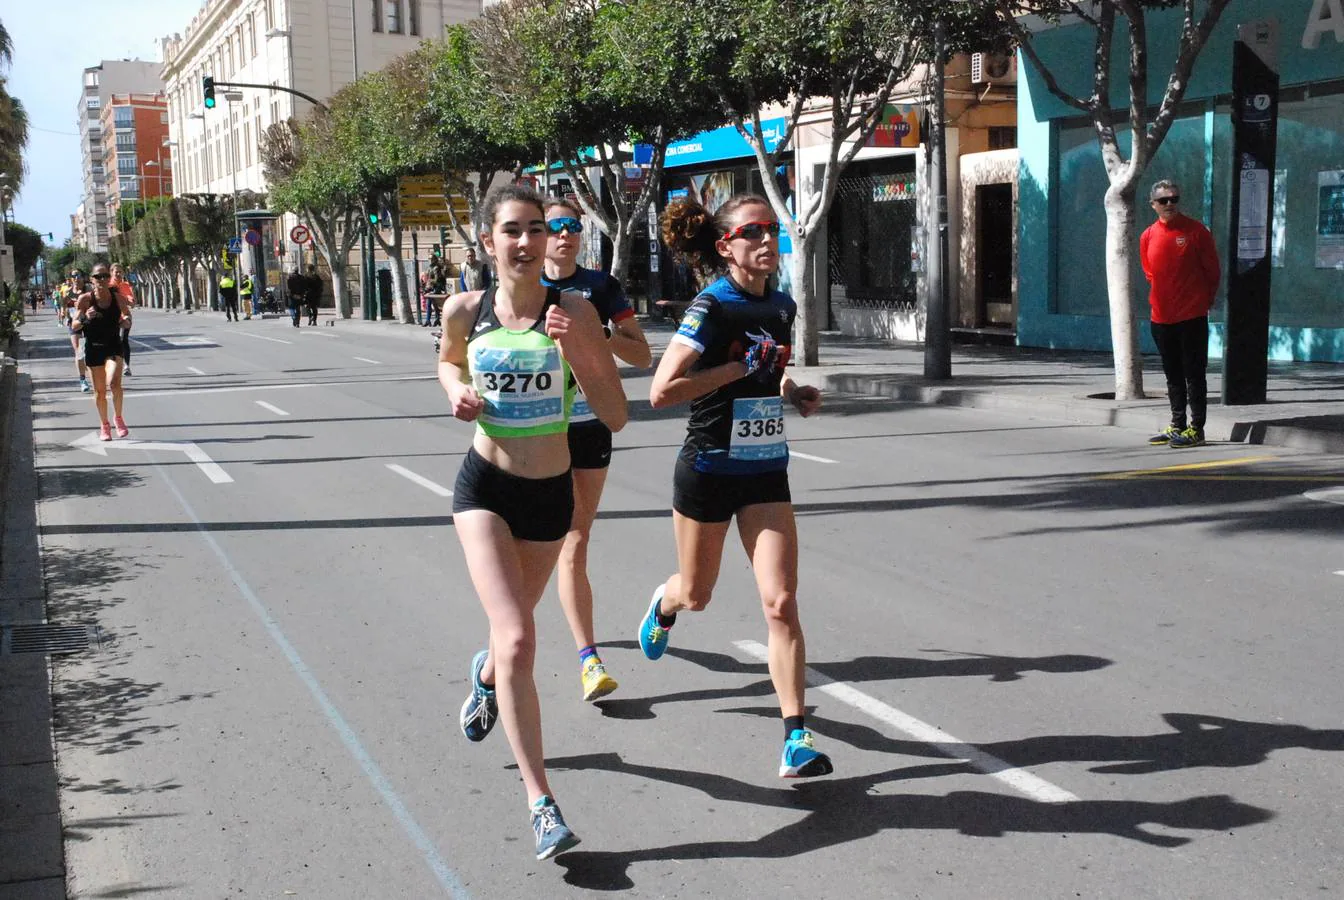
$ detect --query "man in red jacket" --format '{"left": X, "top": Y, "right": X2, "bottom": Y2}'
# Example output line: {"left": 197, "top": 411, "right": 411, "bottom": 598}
{"left": 1140, "top": 179, "right": 1221, "bottom": 448}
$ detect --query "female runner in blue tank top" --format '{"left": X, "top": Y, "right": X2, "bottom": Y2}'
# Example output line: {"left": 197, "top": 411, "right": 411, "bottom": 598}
{"left": 541, "top": 198, "right": 652, "bottom": 703}
{"left": 438, "top": 186, "right": 628, "bottom": 860}
{"left": 639, "top": 194, "right": 833, "bottom": 779}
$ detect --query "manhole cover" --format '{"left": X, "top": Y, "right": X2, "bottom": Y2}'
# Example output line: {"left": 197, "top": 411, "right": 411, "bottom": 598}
{"left": 0, "top": 624, "right": 102, "bottom": 655}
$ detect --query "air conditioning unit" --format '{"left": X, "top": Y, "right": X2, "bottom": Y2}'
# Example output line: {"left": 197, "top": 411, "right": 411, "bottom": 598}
{"left": 971, "top": 51, "right": 1017, "bottom": 86}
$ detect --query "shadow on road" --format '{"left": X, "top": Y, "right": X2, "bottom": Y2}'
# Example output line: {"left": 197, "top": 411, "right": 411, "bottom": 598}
{"left": 593, "top": 643, "right": 1111, "bottom": 721}
{"left": 545, "top": 752, "right": 1273, "bottom": 890}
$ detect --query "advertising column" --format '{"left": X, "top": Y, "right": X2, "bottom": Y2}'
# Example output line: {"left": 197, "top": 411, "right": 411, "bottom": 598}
{"left": 1223, "top": 19, "right": 1280, "bottom": 405}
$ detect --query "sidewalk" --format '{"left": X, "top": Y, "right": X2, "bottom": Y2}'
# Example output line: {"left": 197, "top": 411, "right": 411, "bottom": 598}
{"left": 332, "top": 314, "right": 1344, "bottom": 453}
{"left": 0, "top": 345, "right": 64, "bottom": 899}
{"left": 790, "top": 335, "right": 1344, "bottom": 454}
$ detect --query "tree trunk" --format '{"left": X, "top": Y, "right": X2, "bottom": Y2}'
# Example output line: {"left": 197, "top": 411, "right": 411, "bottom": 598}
{"left": 608, "top": 211, "right": 630, "bottom": 288}
{"left": 372, "top": 217, "right": 414, "bottom": 324}
{"left": 330, "top": 264, "right": 350, "bottom": 319}
{"left": 1103, "top": 183, "right": 1145, "bottom": 399}
{"left": 790, "top": 231, "right": 820, "bottom": 366}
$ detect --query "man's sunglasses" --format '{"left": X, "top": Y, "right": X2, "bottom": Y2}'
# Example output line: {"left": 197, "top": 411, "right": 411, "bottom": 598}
{"left": 723, "top": 221, "right": 781, "bottom": 241}
{"left": 1153, "top": 196, "right": 1180, "bottom": 206}
{"left": 91, "top": 273, "right": 111, "bottom": 280}
{"left": 546, "top": 217, "right": 584, "bottom": 235}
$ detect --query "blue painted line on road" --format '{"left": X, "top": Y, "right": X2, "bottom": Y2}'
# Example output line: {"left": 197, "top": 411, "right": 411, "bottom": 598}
{"left": 153, "top": 463, "right": 470, "bottom": 898}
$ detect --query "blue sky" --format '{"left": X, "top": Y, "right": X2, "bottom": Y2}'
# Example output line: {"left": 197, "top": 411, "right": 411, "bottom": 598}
{"left": 5, "top": 0, "right": 201, "bottom": 244}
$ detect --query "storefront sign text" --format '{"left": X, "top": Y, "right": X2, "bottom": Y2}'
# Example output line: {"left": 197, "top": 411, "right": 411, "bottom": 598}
{"left": 1302, "top": 0, "right": 1344, "bottom": 49}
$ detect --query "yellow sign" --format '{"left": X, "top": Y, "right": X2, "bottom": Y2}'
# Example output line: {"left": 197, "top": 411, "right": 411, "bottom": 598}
{"left": 399, "top": 174, "right": 447, "bottom": 194}
{"left": 402, "top": 213, "right": 466, "bottom": 227}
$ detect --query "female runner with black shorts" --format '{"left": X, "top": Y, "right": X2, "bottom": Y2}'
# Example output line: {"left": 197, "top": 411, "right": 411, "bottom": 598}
{"left": 72, "top": 263, "right": 133, "bottom": 441}
{"left": 639, "top": 194, "right": 833, "bottom": 779}
{"left": 541, "top": 198, "right": 652, "bottom": 702}
{"left": 440, "top": 185, "right": 627, "bottom": 860}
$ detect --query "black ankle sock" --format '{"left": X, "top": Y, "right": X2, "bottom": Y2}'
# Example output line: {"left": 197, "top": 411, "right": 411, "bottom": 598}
{"left": 784, "top": 715, "right": 806, "bottom": 739}
{"left": 656, "top": 606, "right": 677, "bottom": 628}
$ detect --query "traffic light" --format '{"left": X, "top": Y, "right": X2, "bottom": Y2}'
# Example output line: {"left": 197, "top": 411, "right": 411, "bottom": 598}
{"left": 438, "top": 226, "right": 449, "bottom": 246}
{"left": 203, "top": 76, "right": 216, "bottom": 109}
{"left": 431, "top": 244, "right": 442, "bottom": 258}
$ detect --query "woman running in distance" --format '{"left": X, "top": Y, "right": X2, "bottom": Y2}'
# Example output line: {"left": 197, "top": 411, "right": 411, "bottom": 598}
{"left": 110, "top": 264, "right": 135, "bottom": 376}
{"left": 72, "top": 263, "right": 133, "bottom": 441}
{"left": 63, "top": 271, "right": 91, "bottom": 391}
{"left": 639, "top": 194, "right": 832, "bottom": 779}
{"left": 440, "top": 185, "right": 628, "bottom": 860}
{"left": 541, "top": 198, "right": 652, "bottom": 702}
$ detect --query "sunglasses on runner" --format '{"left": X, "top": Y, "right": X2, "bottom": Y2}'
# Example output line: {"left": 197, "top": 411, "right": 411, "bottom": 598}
{"left": 91, "top": 273, "right": 111, "bottom": 280}
{"left": 1153, "top": 196, "right": 1180, "bottom": 206}
{"left": 723, "top": 221, "right": 780, "bottom": 241}
{"left": 546, "top": 217, "right": 584, "bottom": 235}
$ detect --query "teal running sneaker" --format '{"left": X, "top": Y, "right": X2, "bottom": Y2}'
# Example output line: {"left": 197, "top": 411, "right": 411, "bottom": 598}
{"left": 780, "top": 728, "right": 834, "bottom": 778}
{"left": 638, "top": 586, "right": 670, "bottom": 660}
{"left": 458, "top": 650, "right": 497, "bottom": 742}
{"left": 531, "top": 796, "right": 580, "bottom": 860}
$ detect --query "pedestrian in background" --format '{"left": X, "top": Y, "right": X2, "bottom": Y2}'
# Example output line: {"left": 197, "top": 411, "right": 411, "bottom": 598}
{"left": 304, "top": 264, "right": 323, "bottom": 326}
{"left": 459, "top": 246, "right": 491, "bottom": 294}
{"left": 286, "top": 268, "right": 305, "bottom": 327}
{"left": 219, "top": 273, "right": 239, "bottom": 321}
{"left": 1140, "top": 179, "right": 1221, "bottom": 449}
{"left": 240, "top": 274, "right": 255, "bottom": 320}
{"left": 61, "top": 271, "right": 91, "bottom": 391}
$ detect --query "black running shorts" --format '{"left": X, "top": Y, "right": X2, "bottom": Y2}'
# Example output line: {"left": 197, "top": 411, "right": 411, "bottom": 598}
{"left": 672, "top": 458, "right": 791, "bottom": 523}
{"left": 452, "top": 447, "right": 574, "bottom": 541}
{"left": 568, "top": 421, "right": 613, "bottom": 470}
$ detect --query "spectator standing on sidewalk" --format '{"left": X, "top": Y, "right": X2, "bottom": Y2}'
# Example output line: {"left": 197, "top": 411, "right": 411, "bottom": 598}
{"left": 304, "top": 264, "right": 323, "bottom": 326}
{"left": 459, "top": 247, "right": 491, "bottom": 294}
{"left": 219, "top": 273, "right": 239, "bottom": 321}
{"left": 1140, "top": 179, "right": 1221, "bottom": 449}
{"left": 240, "top": 275, "right": 255, "bottom": 320}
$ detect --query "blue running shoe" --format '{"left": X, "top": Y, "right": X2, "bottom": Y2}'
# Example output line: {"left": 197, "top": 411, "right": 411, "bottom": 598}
{"left": 780, "top": 728, "right": 834, "bottom": 778}
{"left": 458, "top": 650, "right": 497, "bottom": 742}
{"left": 638, "top": 585, "right": 670, "bottom": 660}
{"left": 531, "top": 796, "right": 580, "bottom": 860}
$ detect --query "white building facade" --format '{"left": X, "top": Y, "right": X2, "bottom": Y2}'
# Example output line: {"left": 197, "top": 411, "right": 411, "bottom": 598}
{"left": 77, "top": 60, "right": 164, "bottom": 252}
{"left": 162, "top": 0, "right": 481, "bottom": 200}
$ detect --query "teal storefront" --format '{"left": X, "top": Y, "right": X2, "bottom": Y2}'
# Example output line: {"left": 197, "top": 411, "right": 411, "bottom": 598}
{"left": 1018, "top": 0, "right": 1344, "bottom": 363}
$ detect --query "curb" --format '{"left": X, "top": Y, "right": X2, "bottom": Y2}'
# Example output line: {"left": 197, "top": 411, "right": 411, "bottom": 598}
{"left": 809, "top": 370, "right": 1344, "bottom": 454}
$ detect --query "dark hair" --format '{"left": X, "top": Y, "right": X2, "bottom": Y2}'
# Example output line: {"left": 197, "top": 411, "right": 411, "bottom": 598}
{"left": 545, "top": 197, "right": 584, "bottom": 219}
{"left": 479, "top": 184, "right": 546, "bottom": 236}
{"left": 660, "top": 194, "right": 773, "bottom": 274}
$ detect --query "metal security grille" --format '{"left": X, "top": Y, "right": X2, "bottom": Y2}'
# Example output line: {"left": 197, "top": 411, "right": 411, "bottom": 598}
{"left": 0, "top": 624, "right": 102, "bottom": 656}
{"left": 827, "top": 162, "right": 920, "bottom": 312}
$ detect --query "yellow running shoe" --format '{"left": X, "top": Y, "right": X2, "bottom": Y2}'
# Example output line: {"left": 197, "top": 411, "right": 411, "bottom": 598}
{"left": 581, "top": 656, "right": 618, "bottom": 702}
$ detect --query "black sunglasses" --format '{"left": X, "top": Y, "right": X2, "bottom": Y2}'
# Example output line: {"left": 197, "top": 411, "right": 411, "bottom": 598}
{"left": 546, "top": 217, "right": 584, "bottom": 235}
{"left": 1153, "top": 196, "right": 1180, "bottom": 206}
{"left": 91, "top": 273, "right": 111, "bottom": 280}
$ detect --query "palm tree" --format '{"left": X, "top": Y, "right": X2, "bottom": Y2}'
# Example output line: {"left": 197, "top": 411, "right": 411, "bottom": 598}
{"left": 0, "top": 19, "right": 26, "bottom": 191}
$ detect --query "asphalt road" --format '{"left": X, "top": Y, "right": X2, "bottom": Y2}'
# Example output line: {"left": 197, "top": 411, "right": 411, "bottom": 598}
{"left": 19, "top": 309, "right": 1344, "bottom": 899}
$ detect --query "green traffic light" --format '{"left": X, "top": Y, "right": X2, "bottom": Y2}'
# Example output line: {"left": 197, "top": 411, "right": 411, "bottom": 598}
{"left": 368, "top": 213, "right": 379, "bottom": 225}
{"left": 205, "top": 96, "right": 216, "bottom": 109}
{"left": 203, "top": 75, "right": 216, "bottom": 109}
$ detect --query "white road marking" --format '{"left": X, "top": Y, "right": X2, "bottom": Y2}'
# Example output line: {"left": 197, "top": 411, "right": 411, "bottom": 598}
{"left": 187, "top": 366, "right": 206, "bottom": 376}
{"left": 1305, "top": 487, "right": 1344, "bottom": 506}
{"left": 233, "top": 331, "right": 294, "bottom": 345}
{"left": 162, "top": 335, "right": 217, "bottom": 347}
{"left": 129, "top": 338, "right": 157, "bottom": 352}
{"left": 387, "top": 464, "right": 453, "bottom": 497}
{"left": 733, "top": 639, "right": 1080, "bottom": 804}
{"left": 51, "top": 374, "right": 435, "bottom": 401}
{"left": 353, "top": 356, "right": 383, "bottom": 365}
{"left": 256, "top": 400, "right": 290, "bottom": 416}
{"left": 300, "top": 330, "right": 339, "bottom": 338}
{"left": 790, "top": 449, "right": 838, "bottom": 464}
{"left": 151, "top": 467, "right": 469, "bottom": 898}
{"left": 71, "top": 432, "right": 233, "bottom": 484}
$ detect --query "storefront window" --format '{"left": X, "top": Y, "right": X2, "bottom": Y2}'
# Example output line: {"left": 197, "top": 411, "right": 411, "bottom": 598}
{"left": 827, "top": 155, "right": 918, "bottom": 310}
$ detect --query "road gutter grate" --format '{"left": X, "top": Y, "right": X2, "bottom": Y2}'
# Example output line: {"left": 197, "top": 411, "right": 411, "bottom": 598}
{"left": 0, "top": 624, "right": 102, "bottom": 656}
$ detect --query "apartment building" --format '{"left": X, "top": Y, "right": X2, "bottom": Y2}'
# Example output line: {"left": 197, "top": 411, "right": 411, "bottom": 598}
{"left": 161, "top": 0, "right": 481, "bottom": 200}
{"left": 101, "top": 93, "right": 171, "bottom": 236}
{"left": 77, "top": 60, "right": 165, "bottom": 252}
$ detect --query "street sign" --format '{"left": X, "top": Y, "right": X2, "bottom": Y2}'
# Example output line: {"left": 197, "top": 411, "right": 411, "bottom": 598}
{"left": 244, "top": 229, "right": 262, "bottom": 246}
{"left": 290, "top": 224, "right": 311, "bottom": 244}
{"left": 402, "top": 213, "right": 466, "bottom": 228}
{"left": 227, "top": 237, "right": 243, "bottom": 254}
